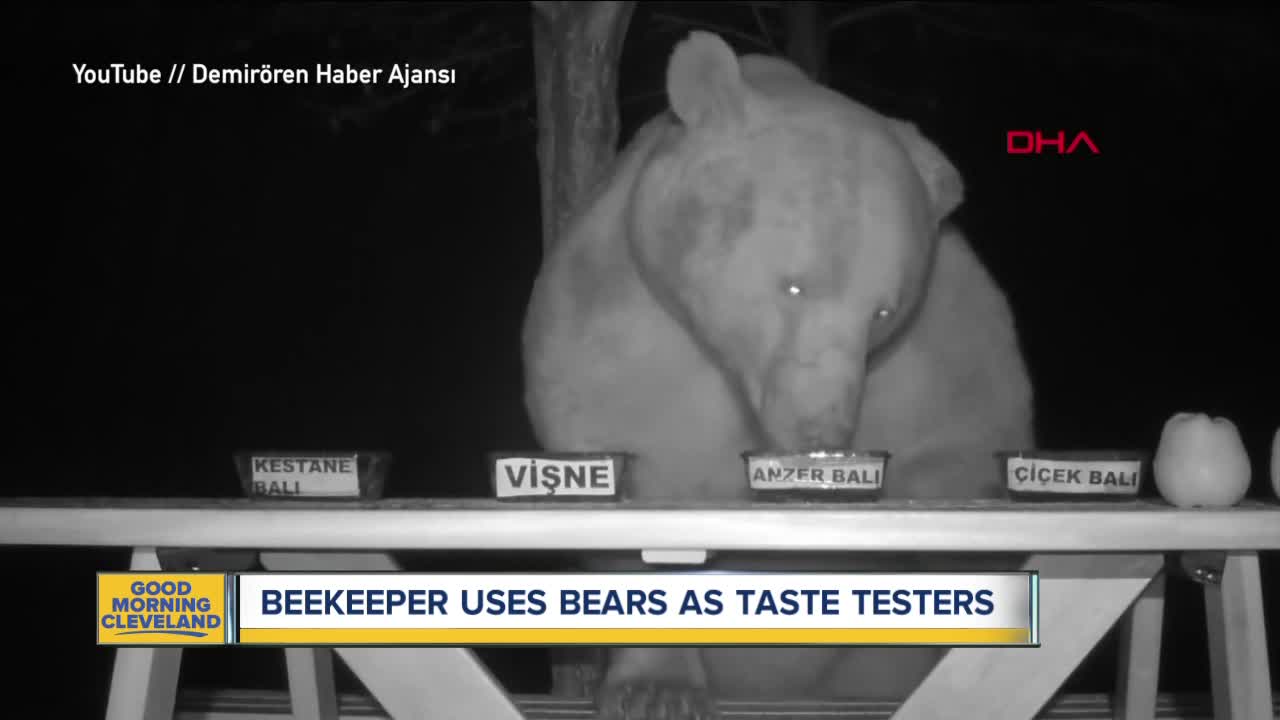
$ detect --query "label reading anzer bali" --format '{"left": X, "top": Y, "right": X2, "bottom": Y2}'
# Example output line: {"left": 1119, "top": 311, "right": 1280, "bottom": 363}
{"left": 493, "top": 456, "right": 618, "bottom": 499}
{"left": 249, "top": 455, "right": 360, "bottom": 498}
{"left": 1005, "top": 457, "right": 1140, "bottom": 496}
{"left": 748, "top": 455, "right": 884, "bottom": 491}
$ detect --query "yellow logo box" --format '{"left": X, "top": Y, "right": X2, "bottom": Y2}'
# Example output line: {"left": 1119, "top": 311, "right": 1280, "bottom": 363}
{"left": 97, "top": 573, "right": 229, "bottom": 645}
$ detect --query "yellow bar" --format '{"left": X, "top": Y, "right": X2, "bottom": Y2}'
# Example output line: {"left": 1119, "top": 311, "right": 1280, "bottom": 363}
{"left": 237, "top": 627, "right": 1031, "bottom": 645}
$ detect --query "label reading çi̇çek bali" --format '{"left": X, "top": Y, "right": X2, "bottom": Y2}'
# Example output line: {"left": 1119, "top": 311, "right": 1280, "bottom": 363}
{"left": 748, "top": 455, "right": 884, "bottom": 491}
{"left": 492, "top": 456, "right": 618, "bottom": 499}
{"left": 1005, "top": 457, "right": 1140, "bottom": 495}
{"left": 249, "top": 455, "right": 360, "bottom": 497}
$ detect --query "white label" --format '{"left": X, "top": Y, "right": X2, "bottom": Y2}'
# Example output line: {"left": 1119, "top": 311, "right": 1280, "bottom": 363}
{"left": 747, "top": 456, "right": 883, "bottom": 491}
{"left": 493, "top": 457, "right": 617, "bottom": 498}
{"left": 1005, "top": 457, "right": 1140, "bottom": 495}
{"left": 250, "top": 455, "right": 360, "bottom": 497}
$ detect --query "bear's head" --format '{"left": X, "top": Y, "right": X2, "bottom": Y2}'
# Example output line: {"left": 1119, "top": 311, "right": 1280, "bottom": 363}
{"left": 629, "top": 31, "right": 964, "bottom": 451}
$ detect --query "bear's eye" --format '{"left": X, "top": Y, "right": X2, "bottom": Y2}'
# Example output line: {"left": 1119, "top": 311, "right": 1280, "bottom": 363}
{"left": 874, "top": 306, "right": 895, "bottom": 322}
{"left": 781, "top": 279, "right": 805, "bottom": 299}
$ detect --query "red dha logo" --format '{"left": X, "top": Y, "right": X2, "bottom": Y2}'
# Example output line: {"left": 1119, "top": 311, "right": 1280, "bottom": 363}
{"left": 1007, "top": 130, "right": 1100, "bottom": 155}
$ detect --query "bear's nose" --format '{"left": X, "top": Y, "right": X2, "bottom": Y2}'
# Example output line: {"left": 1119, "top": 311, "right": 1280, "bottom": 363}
{"left": 781, "top": 406, "right": 855, "bottom": 451}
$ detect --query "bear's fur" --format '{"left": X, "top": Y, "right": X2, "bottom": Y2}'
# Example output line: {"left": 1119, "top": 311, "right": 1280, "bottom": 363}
{"left": 522, "top": 31, "right": 1033, "bottom": 718}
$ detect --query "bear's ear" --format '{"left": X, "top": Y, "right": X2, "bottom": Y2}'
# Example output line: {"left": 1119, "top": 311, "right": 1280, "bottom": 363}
{"left": 666, "top": 31, "right": 749, "bottom": 132}
{"left": 885, "top": 118, "right": 965, "bottom": 223}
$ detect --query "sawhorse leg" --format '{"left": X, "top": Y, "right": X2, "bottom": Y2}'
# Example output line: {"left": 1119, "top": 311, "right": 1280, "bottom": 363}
{"left": 285, "top": 647, "right": 339, "bottom": 720}
{"left": 1205, "top": 552, "right": 1273, "bottom": 719}
{"left": 1115, "top": 570, "right": 1166, "bottom": 720}
{"left": 104, "top": 547, "right": 182, "bottom": 720}
{"left": 891, "top": 553, "right": 1164, "bottom": 720}
{"left": 260, "top": 552, "right": 525, "bottom": 720}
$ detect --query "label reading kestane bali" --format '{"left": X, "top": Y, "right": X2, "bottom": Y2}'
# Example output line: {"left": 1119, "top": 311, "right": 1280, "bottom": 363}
{"left": 748, "top": 455, "right": 884, "bottom": 491}
{"left": 493, "top": 456, "right": 618, "bottom": 499}
{"left": 249, "top": 455, "right": 360, "bottom": 497}
{"left": 1005, "top": 457, "right": 1140, "bottom": 495}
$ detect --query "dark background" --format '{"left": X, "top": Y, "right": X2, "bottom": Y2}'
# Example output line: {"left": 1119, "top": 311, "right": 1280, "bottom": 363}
{"left": 5, "top": 3, "right": 1278, "bottom": 716}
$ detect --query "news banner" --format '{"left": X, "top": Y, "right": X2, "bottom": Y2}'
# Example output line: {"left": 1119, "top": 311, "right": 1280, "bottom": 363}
{"left": 98, "top": 571, "right": 1039, "bottom": 647}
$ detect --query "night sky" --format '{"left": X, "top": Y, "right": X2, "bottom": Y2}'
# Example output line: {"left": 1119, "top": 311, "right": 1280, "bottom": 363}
{"left": 6, "top": 3, "right": 1279, "bottom": 715}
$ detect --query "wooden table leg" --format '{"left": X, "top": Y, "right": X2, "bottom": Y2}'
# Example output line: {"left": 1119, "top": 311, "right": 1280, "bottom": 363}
{"left": 1205, "top": 552, "right": 1273, "bottom": 720}
{"left": 1115, "top": 570, "right": 1165, "bottom": 720}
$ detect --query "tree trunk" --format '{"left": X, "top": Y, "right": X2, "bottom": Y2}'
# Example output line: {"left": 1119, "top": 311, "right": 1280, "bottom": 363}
{"left": 783, "top": 0, "right": 826, "bottom": 82}
{"left": 529, "top": 0, "right": 636, "bottom": 698}
{"left": 531, "top": 1, "right": 636, "bottom": 255}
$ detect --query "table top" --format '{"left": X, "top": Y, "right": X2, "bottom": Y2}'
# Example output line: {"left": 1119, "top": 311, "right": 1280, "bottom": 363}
{"left": 3, "top": 497, "right": 1277, "bottom": 552}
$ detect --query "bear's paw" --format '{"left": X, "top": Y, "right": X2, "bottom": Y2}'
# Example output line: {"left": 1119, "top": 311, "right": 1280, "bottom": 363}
{"left": 595, "top": 681, "right": 720, "bottom": 720}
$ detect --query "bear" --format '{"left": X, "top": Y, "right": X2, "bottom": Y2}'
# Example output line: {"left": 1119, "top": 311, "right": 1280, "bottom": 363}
{"left": 521, "top": 30, "right": 1034, "bottom": 719}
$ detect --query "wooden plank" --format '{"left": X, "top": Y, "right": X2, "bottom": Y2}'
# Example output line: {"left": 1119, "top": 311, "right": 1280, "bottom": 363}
{"left": 104, "top": 547, "right": 183, "bottom": 720}
{"left": 284, "top": 648, "right": 339, "bottom": 720}
{"left": 1115, "top": 571, "right": 1166, "bottom": 720}
{"left": 1205, "top": 552, "right": 1274, "bottom": 719}
{"left": 260, "top": 552, "right": 524, "bottom": 720}
{"left": 3, "top": 497, "right": 1278, "bottom": 552}
{"left": 173, "top": 688, "right": 1280, "bottom": 719}
{"left": 890, "top": 554, "right": 1164, "bottom": 720}
{"left": 333, "top": 647, "right": 525, "bottom": 720}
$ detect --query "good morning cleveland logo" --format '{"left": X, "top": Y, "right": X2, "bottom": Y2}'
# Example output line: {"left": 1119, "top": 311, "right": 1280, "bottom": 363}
{"left": 97, "top": 573, "right": 228, "bottom": 645}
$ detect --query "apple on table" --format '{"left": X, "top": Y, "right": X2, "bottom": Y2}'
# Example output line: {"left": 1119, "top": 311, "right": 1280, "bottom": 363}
{"left": 1153, "top": 412, "right": 1252, "bottom": 508}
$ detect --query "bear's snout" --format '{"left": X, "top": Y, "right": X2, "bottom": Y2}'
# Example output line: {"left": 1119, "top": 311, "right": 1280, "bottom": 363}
{"left": 759, "top": 351, "right": 863, "bottom": 452}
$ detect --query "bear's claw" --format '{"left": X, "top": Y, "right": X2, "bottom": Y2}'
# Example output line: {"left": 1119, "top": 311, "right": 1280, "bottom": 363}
{"left": 595, "top": 682, "right": 720, "bottom": 720}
